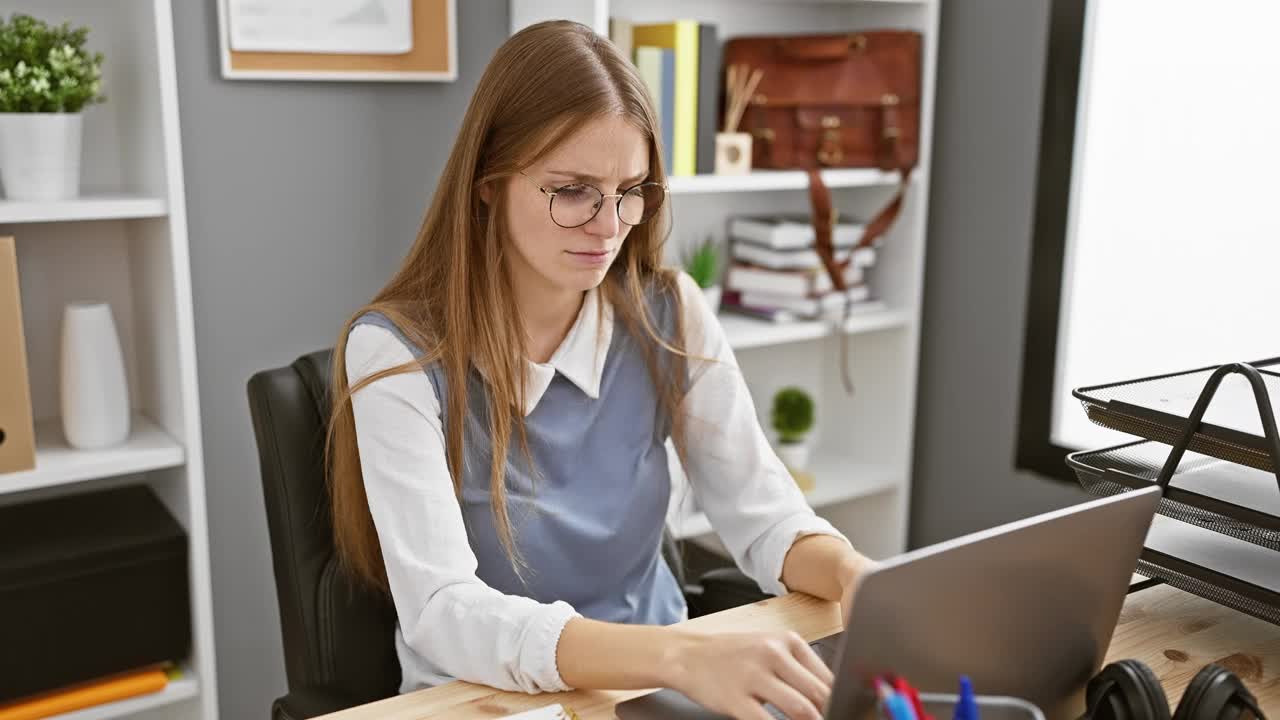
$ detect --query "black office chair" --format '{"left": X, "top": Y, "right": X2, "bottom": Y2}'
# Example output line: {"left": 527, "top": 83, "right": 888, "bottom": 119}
{"left": 247, "top": 349, "right": 768, "bottom": 720}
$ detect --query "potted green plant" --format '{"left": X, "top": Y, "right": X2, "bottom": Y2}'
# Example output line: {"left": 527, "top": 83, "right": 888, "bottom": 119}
{"left": 0, "top": 13, "right": 104, "bottom": 200}
{"left": 771, "top": 386, "right": 815, "bottom": 472}
{"left": 683, "top": 235, "right": 722, "bottom": 311}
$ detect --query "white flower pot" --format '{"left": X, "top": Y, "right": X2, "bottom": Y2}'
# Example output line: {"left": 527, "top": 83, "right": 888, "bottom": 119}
{"left": 776, "top": 441, "right": 811, "bottom": 472}
{"left": 60, "top": 301, "right": 130, "bottom": 449}
{"left": 702, "top": 285, "right": 722, "bottom": 313}
{"left": 0, "top": 113, "right": 83, "bottom": 200}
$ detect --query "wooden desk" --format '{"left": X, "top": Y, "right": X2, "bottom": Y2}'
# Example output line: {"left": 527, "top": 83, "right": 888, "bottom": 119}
{"left": 321, "top": 585, "right": 1280, "bottom": 719}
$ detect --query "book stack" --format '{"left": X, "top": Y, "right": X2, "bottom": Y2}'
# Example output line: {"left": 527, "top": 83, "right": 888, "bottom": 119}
{"left": 609, "top": 19, "right": 720, "bottom": 176}
{"left": 721, "top": 215, "right": 884, "bottom": 323}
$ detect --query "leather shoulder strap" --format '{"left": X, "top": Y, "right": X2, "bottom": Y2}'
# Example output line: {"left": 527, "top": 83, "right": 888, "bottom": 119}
{"left": 807, "top": 168, "right": 848, "bottom": 291}
{"left": 808, "top": 166, "right": 913, "bottom": 293}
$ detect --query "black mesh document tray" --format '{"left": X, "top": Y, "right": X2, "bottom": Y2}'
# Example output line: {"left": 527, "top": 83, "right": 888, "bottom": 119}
{"left": 1067, "top": 441, "right": 1280, "bottom": 551}
{"left": 1140, "top": 515, "right": 1280, "bottom": 626}
{"left": 1074, "top": 358, "right": 1280, "bottom": 472}
{"left": 1069, "top": 360, "right": 1280, "bottom": 626}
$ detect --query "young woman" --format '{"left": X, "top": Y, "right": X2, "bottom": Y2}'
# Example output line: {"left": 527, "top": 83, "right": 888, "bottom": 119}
{"left": 327, "top": 20, "right": 873, "bottom": 720}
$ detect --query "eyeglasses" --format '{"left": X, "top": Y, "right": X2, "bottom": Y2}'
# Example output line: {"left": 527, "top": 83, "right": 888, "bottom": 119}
{"left": 519, "top": 171, "right": 668, "bottom": 229}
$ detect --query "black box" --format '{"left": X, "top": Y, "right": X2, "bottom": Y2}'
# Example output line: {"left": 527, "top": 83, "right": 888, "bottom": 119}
{"left": 0, "top": 484, "right": 191, "bottom": 702}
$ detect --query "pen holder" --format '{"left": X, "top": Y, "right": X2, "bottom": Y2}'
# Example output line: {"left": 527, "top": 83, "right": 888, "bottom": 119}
{"left": 918, "top": 693, "right": 1045, "bottom": 720}
{"left": 714, "top": 132, "right": 753, "bottom": 175}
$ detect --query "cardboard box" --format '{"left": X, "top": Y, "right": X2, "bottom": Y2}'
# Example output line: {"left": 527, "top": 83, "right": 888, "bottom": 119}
{"left": 0, "top": 236, "right": 36, "bottom": 474}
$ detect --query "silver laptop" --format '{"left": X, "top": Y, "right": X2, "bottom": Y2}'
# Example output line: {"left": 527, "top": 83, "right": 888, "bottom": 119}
{"left": 617, "top": 486, "right": 1161, "bottom": 720}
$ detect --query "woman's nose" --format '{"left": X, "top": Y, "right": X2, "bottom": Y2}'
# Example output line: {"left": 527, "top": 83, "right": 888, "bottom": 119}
{"left": 583, "top": 195, "right": 622, "bottom": 238}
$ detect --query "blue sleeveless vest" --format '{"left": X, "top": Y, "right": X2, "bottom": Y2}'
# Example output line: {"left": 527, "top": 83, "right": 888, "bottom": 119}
{"left": 353, "top": 287, "right": 686, "bottom": 626}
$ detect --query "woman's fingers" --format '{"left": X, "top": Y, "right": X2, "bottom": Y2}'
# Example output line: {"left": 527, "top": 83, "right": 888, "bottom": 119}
{"left": 730, "top": 701, "right": 777, "bottom": 720}
{"left": 786, "top": 632, "right": 835, "bottom": 688}
{"left": 772, "top": 654, "right": 831, "bottom": 712}
{"left": 669, "top": 631, "right": 835, "bottom": 720}
{"left": 753, "top": 676, "right": 823, "bottom": 720}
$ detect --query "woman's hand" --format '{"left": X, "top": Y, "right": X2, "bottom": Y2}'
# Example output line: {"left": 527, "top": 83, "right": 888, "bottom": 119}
{"left": 836, "top": 555, "right": 877, "bottom": 629}
{"left": 660, "top": 630, "right": 834, "bottom": 720}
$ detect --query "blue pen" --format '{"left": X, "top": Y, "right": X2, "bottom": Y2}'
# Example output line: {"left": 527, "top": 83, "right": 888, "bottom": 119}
{"left": 885, "top": 691, "right": 917, "bottom": 720}
{"left": 875, "top": 680, "right": 917, "bottom": 720}
{"left": 953, "top": 675, "right": 979, "bottom": 720}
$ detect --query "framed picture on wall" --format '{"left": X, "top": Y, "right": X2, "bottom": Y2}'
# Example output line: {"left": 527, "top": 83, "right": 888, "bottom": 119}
{"left": 217, "top": 0, "right": 457, "bottom": 82}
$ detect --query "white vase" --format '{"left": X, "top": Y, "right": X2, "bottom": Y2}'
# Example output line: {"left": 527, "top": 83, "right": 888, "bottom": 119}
{"left": 0, "top": 113, "right": 83, "bottom": 200}
{"left": 702, "top": 285, "right": 722, "bottom": 313}
{"left": 776, "top": 441, "right": 811, "bottom": 472}
{"left": 60, "top": 302, "right": 130, "bottom": 449}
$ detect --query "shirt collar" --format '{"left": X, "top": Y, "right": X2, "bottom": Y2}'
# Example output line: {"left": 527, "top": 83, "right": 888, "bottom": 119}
{"left": 521, "top": 287, "right": 614, "bottom": 416}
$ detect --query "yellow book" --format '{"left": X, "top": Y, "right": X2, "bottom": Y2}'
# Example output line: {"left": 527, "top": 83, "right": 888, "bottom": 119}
{"left": 0, "top": 667, "right": 169, "bottom": 720}
{"left": 631, "top": 21, "right": 699, "bottom": 176}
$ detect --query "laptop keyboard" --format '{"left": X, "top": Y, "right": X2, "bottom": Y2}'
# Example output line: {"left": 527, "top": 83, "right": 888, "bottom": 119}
{"left": 810, "top": 633, "right": 841, "bottom": 666}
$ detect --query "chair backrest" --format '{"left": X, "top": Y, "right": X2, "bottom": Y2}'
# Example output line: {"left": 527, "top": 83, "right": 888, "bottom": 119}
{"left": 247, "top": 349, "right": 401, "bottom": 706}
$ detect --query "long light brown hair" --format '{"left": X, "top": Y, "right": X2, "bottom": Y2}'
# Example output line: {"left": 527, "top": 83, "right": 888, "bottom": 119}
{"left": 326, "top": 20, "right": 695, "bottom": 592}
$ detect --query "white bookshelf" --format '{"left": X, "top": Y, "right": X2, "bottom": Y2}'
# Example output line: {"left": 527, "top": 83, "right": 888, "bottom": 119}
{"left": 512, "top": 0, "right": 938, "bottom": 561}
{"left": 0, "top": 195, "right": 168, "bottom": 224}
{"left": 0, "top": 1, "right": 218, "bottom": 719}
{"left": 670, "top": 457, "right": 902, "bottom": 540}
{"left": 3, "top": 416, "right": 184, "bottom": 495}
{"left": 668, "top": 167, "right": 899, "bottom": 195}
{"left": 719, "top": 306, "right": 909, "bottom": 351}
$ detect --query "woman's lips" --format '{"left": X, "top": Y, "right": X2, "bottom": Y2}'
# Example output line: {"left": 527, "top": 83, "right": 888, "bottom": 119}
{"left": 566, "top": 248, "right": 611, "bottom": 266}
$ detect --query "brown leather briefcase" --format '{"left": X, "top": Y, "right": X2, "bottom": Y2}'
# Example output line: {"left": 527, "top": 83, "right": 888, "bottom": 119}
{"left": 722, "top": 31, "right": 922, "bottom": 293}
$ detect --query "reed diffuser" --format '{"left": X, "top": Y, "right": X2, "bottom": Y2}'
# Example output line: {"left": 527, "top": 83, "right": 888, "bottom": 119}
{"left": 715, "top": 62, "right": 763, "bottom": 175}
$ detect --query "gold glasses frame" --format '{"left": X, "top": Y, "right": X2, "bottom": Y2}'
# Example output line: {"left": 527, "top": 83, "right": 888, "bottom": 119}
{"left": 518, "top": 170, "right": 669, "bottom": 229}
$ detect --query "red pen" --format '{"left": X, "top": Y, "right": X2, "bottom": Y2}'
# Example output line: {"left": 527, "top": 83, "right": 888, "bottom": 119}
{"left": 893, "top": 676, "right": 931, "bottom": 720}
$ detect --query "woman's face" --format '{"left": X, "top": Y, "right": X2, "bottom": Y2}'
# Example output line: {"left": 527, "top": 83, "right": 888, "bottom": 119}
{"left": 501, "top": 114, "right": 650, "bottom": 297}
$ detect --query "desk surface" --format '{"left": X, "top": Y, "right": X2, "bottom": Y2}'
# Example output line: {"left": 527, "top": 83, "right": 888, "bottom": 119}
{"left": 321, "top": 584, "right": 1280, "bottom": 719}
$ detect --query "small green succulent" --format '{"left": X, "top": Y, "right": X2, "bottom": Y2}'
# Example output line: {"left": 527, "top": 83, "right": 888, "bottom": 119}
{"left": 772, "top": 387, "right": 815, "bottom": 444}
{"left": 683, "top": 236, "right": 721, "bottom": 289}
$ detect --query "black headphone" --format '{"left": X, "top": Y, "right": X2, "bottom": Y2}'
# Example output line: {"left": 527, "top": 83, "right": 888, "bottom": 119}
{"left": 1083, "top": 659, "right": 1265, "bottom": 720}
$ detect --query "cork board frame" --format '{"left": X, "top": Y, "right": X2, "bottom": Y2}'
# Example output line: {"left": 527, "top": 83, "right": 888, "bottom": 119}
{"left": 218, "top": 0, "right": 457, "bottom": 82}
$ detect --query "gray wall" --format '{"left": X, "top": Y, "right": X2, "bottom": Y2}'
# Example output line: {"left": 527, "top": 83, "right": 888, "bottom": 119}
{"left": 909, "top": 0, "right": 1089, "bottom": 548}
{"left": 171, "top": 2, "right": 509, "bottom": 717}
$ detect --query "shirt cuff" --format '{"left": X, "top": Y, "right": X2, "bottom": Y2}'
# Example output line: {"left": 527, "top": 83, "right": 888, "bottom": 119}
{"left": 518, "top": 600, "right": 581, "bottom": 693}
{"left": 757, "top": 514, "right": 851, "bottom": 597}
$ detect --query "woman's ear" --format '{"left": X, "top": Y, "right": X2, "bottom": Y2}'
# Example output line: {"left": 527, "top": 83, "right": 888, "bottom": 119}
{"left": 478, "top": 182, "right": 493, "bottom": 205}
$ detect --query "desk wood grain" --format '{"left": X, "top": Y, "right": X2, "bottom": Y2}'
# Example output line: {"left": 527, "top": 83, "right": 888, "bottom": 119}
{"left": 320, "top": 585, "right": 1279, "bottom": 719}
{"left": 1105, "top": 585, "right": 1280, "bottom": 710}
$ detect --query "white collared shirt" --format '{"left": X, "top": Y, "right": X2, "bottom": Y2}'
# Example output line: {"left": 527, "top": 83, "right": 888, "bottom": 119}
{"left": 345, "top": 271, "right": 849, "bottom": 694}
{"left": 519, "top": 283, "right": 614, "bottom": 416}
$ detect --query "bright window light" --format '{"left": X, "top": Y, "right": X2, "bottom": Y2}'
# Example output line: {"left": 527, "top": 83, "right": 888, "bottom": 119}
{"left": 1051, "top": 0, "right": 1280, "bottom": 450}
